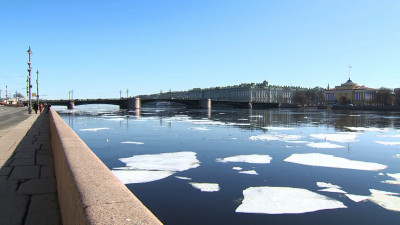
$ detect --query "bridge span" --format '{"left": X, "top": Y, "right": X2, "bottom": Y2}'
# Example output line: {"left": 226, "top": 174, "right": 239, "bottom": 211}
{"left": 42, "top": 97, "right": 282, "bottom": 110}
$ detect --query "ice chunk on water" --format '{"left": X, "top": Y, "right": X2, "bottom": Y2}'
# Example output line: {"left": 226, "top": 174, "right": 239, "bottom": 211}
{"left": 374, "top": 141, "right": 400, "bottom": 146}
{"left": 121, "top": 141, "right": 144, "bottom": 145}
{"left": 239, "top": 170, "right": 258, "bottom": 175}
{"left": 232, "top": 167, "right": 242, "bottom": 171}
{"left": 370, "top": 189, "right": 400, "bottom": 196}
{"left": 284, "top": 153, "right": 387, "bottom": 171}
{"left": 217, "top": 154, "right": 272, "bottom": 164}
{"left": 261, "top": 127, "right": 294, "bottom": 131}
{"left": 319, "top": 188, "right": 347, "bottom": 194}
{"left": 345, "top": 194, "right": 369, "bottom": 202}
{"left": 369, "top": 193, "right": 400, "bottom": 212}
{"left": 345, "top": 127, "right": 388, "bottom": 132}
{"left": 79, "top": 128, "right": 110, "bottom": 132}
{"left": 395, "top": 154, "right": 400, "bottom": 158}
{"left": 119, "top": 151, "right": 200, "bottom": 172}
{"left": 188, "top": 127, "right": 210, "bottom": 131}
{"left": 175, "top": 176, "right": 192, "bottom": 180}
{"left": 307, "top": 142, "right": 345, "bottom": 149}
{"left": 316, "top": 182, "right": 341, "bottom": 189}
{"left": 112, "top": 170, "right": 175, "bottom": 184}
{"left": 310, "top": 133, "right": 359, "bottom": 143}
{"left": 377, "top": 134, "right": 400, "bottom": 138}
{"left": 189, "top": 182, "right": 220, "bottom": 192}
{"left": 249, "top": 133, "right": 302, "bottom": 142}
{"left": 236, "top": 186, "right": 347, "bottom": 214}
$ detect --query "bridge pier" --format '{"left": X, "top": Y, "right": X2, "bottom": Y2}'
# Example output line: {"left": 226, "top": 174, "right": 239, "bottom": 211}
{"left": 127, "top": 97, "right": 141, "bottom": 110}
{"left": 67, "top": 100, "right": 75, "bottom": 110}
{"left": 199, "top": 99, "right": 211, "bottom": 109}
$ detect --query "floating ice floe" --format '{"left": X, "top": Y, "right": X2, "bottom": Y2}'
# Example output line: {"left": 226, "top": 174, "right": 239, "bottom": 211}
{"left": 189, "top": 182, "right": 220, "bottom": 192}
{"left": 284, "top": 153, "right": 387, "bottom": 171}
{"left": 232, "top": 167, "right": 243, "bottom": 171}
{"left": 121, "top": 141, "right": 144, "bottom": 145}
{"left": 374, "top": 141, "right": 400, "bottom": 146}
{"left": 316, "top": 182, "right": 341, "bottom": 189}
{"left": 395, "top": 154, "right": 400, "bottom": 158}
{"left": 217, "top": 154, "right": 272, "bottom": 164}
{"left": 78, "top": 127, "right": 110, "bottom": 132}
{"left": 316, "top": 182, "right": 346, "bottom": 193}
{"left": 239, "top": 170, "right": 258, "bottom": 175}
{"left": 261, "top": 127, "right": 294, "bottom": 131}
{"left": 104, "top": 118, "right": 125, "bottom": 121}
{"left": 345, "top": 127, "right": 389, "bottom": 132}
{"left": 188, "top": 127, "right": 210, "bottom": 131}
{"left": 119, "top": 151, "right": 200, "bottom": 171}
{"left": 112, "top": 152, "right": 200, "bottom": 184}
{"left": 306, "top": 142, "right": 345, "bottom": 149}
{"left": 175, "top": 176, "right": 192, "bottom": 180}
{"left": 249, "top": 133, "right": 302, "bottom": 142}
{"left": 346, "top": 189, "right": 400, "bottom": 212}
{"left": 319, "top": 188, "right": 347, "bottom": 194}
{"left": 236, "top": 186, "right": 347, "bottom": 214}
{"left": 382, "top": 173, "right": 400, "bottom": 186}
{"left": 345, "top": 194, "right": 369, "bottom": 202}
{"left": 112, "top": 170, "right": 174, "bottom": 184}
{"left": 377, "top": 134, "right": 400, "bottom": 138}
{"left": 309, "top": 133, "right": 359, "bottom": 143}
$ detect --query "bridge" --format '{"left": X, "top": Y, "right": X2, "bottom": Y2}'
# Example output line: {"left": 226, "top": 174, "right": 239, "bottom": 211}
{"left": 42, "top": 97, "right": 282, "bottom": 110}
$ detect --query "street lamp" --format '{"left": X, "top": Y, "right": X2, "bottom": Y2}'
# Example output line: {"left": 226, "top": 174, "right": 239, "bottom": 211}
{"left": 36, "top": 70, "right": 39, "bottom": 107}
{"left": 27, "top": 46, "right": 32, "bottom": 114}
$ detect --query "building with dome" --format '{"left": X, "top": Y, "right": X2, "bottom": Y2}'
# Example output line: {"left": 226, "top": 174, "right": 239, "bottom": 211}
{"left": 324, "top": 79, "right": 376, "bottom": 105}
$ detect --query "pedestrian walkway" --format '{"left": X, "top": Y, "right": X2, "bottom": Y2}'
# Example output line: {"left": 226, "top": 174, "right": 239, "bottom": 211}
{"left": 0, "top": 111, "right": 62, "bottom": 225}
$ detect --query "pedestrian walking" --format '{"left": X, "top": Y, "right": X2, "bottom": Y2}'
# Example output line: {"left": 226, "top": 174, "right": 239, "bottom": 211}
{"left": 33, "top": 102, "right": 38, "bottom": 114}
{"left": 39, "top": 104, "right": 43, "bottom": 113}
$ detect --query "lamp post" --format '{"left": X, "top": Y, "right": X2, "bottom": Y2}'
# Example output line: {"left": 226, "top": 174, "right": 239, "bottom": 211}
{"left": 27, "top": 46, "right": 32, "bottom": 114}
{"left": 36, "top": 70, "right": 39, "bottom": 107}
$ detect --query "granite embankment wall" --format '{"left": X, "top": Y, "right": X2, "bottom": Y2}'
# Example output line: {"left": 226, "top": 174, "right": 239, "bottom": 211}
{"left": 48, "top": 108, "right": 162, "bottom": 225}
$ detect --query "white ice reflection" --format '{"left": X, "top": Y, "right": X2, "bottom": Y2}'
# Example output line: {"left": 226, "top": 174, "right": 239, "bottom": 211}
{"left": 309, "top": 133, "right": 359, "bottom": 143}
{"left": 261, "top": 127, "right": 294, "bottom": 131}
{"left": 189, "top": 182, "right": 220, "bottom": 192}
{"left": 306, "top": 142, "right": 345, "bottom": 149}
{"left": 217, "top": 154, "right": 272, "bottom": 164}
{"left": 236, "top": 186, "right": 347, "bottom": 214}
{"left": 345, "top": 127, "right": 389, "bottom": 132}
{"left": 78, "top": 128, "right": 110, "bottom": 132}
{"left": 284, "top": 153, "right": 387, "bottom": 171}
{"left": 112, "top": 152, "right": 200, "bottom": 184}
{"left": 374, "top": 141, "right": 400, "bottom": 146}
{"left": 249, "top": 133, "right": 302, "bottom": 142}
{"left": 121, "top": 141, "right": 144, "bottom": 145}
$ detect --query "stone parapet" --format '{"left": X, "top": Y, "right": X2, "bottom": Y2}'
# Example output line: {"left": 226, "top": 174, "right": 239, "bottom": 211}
{"left": 49, "top": 108, "right": 162, "bottom": 225}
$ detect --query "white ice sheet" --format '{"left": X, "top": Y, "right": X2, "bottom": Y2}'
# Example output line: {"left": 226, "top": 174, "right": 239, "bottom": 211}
{"left": 217, "top": 154, "right": 272, "bottom": 164}
{"left": 236, "top": 186, "right": 347, "bottom": 214}
{"left": 284, "top": 153, "right": 387, "bottom": 171}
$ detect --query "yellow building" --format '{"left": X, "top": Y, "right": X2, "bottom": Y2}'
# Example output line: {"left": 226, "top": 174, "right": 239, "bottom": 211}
{"left": 325, "top": 79, "right": 375, "bottom": 105}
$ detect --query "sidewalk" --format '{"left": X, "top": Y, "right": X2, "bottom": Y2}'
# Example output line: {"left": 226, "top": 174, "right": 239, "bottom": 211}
{"left": 0, "top": 111, "right": 62, "bottom": 225}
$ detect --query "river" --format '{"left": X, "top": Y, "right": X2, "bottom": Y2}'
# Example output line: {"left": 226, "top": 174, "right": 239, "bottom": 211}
{"left": 54, "top": 104, "right": 400, "bottom": 225}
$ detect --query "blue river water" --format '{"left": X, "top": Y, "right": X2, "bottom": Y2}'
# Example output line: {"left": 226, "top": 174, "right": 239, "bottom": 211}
{"left": 54, "top": 105, "right": 400, "bottom": 225}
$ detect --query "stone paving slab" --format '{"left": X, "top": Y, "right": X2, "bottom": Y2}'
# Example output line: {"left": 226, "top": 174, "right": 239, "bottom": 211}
{"left": 18, "top": 177, "right": 57, "bottom": 195}
{"left": 25, "top": 194, "right": 62, "bottom": 225}
{"left": 0, "top": 111, "right": 62, "bottom": 224}
{"left": 8, "top": 165, "right": 40, "bottom": 180}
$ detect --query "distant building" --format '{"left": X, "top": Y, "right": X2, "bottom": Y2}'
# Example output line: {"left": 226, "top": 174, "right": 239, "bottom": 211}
{"left": 324, "top": 79, "right": 376, "bottom": 105}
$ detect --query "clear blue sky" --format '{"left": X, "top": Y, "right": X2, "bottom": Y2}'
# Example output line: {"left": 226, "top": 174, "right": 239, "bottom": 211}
{"left": 1, "top": 0, "right": 399, "bottom": 99}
